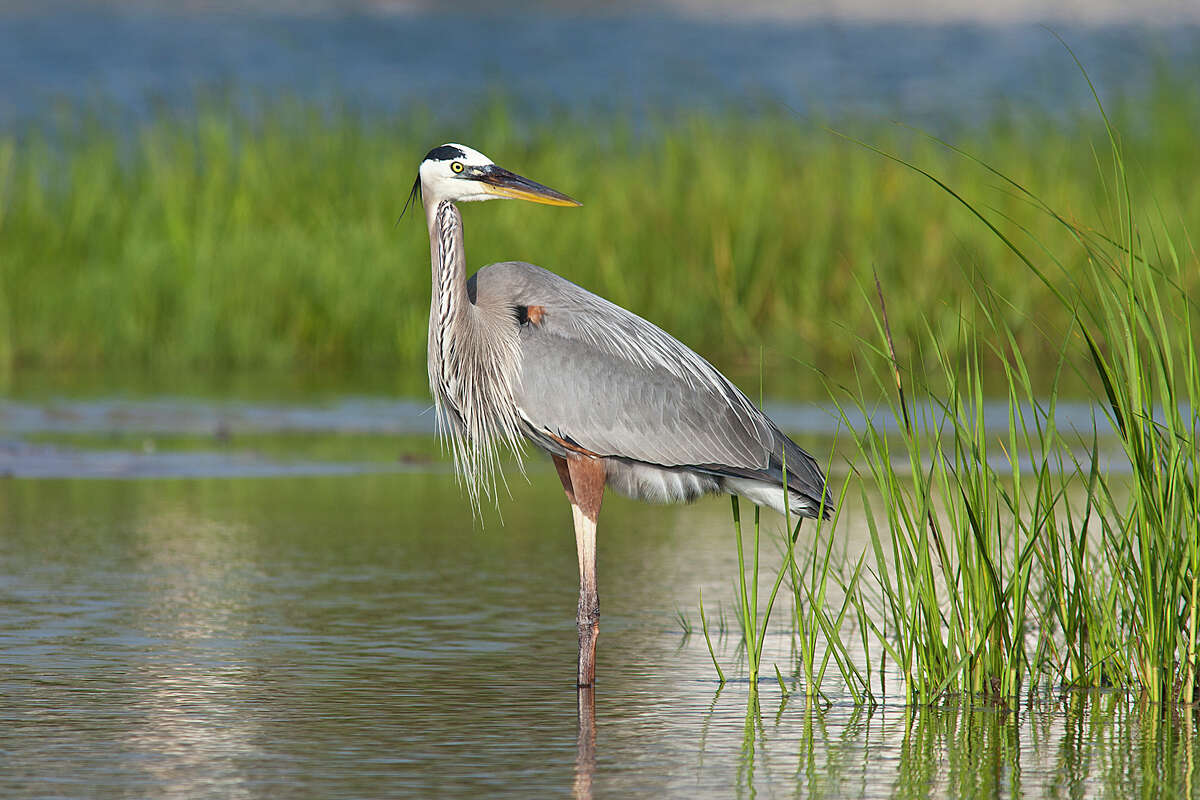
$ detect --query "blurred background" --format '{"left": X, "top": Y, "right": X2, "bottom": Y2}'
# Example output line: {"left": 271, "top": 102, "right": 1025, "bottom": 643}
{"left": 1, "top": 0, "right": 1197, "bottom": 401}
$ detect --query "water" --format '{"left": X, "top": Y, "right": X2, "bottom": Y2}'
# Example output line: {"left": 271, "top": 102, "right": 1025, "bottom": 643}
{"left": 2, "top": 471, "right": 1196, "bottom": 798}
{"left": 0, "top": 391, "right": 1138, "bottom": 479}
{"left": 1, "top": 4, "right": 1197, "bottom": 132}
{"left": 1, "top": 387, "right": 1195, "bottom": 797}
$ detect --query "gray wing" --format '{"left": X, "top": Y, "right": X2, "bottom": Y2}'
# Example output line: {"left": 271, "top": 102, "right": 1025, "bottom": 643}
{"left": 470, "top": 262, "right": 820, "bottom": 492}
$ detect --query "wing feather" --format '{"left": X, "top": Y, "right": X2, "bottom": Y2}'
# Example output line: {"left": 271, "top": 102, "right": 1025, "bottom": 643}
{"left": 471, "top": 261, "right": 775, "bottom": 471}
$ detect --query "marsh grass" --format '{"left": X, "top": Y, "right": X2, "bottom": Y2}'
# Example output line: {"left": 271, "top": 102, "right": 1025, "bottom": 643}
{"left": 700, "top": 453, "right": 871, "bottom": 701}
{"left": 788, "top": 478, "right": 872, "bottom": 702}
{"left": 726, "top": 499, "right": 787, "bottom": 691}
{"left": 700, "top": 499, "right": 799, "bottom": 691}
{"left": 1, "top": 81, "right": 1197, "bottom": 394}
{"left": 815, "top": 56, "right": 1200, "bottom": 703}
{"left": 700, "top": 57, "right": 1198, "bottom": 705}
{"left": 834, "top": 293, "right": 1056, "bottom": 701}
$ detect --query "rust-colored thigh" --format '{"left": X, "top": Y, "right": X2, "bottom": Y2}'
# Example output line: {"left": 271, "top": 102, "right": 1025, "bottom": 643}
{"left": 565, "top": 455, "right": 605, "bottom": 522}
{"left": 553, "top": 455, "right": 575, "bottom": 504}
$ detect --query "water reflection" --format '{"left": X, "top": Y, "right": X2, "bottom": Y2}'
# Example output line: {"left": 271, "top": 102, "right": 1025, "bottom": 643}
{"left": 2, "top": 475, "right": 1198, "bottom": 797}
{"left": 575, "top": 688, "right": 596, "bottom": 800}
{"left": 690, "top": 688, "right": 1200, "bottom": 799}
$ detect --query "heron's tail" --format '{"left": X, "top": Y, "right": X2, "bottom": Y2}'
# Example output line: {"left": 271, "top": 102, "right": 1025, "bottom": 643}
{"left": 774, "top": 430, "right": 834, "bottom": 520}
{"left": 715, "top": 428, "right": 832, "bottom": 521}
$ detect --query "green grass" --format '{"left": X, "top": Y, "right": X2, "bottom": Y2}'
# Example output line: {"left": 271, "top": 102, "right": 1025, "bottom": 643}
{"left": 817, "top": 59, "right": 1197, "bottom": 703}
{"left": 692, "top": 62, "right": 1199, "bottom": 705}
{"left": 700, "top": 448, "right": 868, "bottom": 701}
{"left": 1, "top": 75, "right": 1197, "bottom": 395}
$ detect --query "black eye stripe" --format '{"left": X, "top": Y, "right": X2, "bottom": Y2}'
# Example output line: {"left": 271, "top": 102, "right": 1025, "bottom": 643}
{"left": 424, "top": 144, "right": 467, "bottom": 162}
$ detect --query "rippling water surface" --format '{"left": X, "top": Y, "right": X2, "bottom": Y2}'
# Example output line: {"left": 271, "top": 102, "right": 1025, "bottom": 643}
{"left": 1, "top": 386, "right": 1196, "bottom": 798}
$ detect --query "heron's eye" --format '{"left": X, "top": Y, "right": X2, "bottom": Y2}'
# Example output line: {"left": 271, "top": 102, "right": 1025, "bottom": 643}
{"left": 451, "top": 161, "right": 465, "bottom": 174}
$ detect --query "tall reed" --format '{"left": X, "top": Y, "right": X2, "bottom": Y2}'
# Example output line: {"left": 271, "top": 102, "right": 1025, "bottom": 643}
{"left": 834, "top": 52, "right": 1198, "bottom": 702}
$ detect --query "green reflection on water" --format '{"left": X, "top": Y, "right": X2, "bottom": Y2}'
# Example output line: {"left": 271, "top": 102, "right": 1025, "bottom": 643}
{"left": 1, "top": 474, "right": 1196, "bottom": 798}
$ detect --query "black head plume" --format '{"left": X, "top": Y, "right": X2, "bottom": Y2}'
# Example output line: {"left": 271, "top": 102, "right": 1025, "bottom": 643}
{"left": 397, "top": 170, "right": 422, "bottom": 225}
{"left": 424, "top": 144, "right": 466, "bottom": 162}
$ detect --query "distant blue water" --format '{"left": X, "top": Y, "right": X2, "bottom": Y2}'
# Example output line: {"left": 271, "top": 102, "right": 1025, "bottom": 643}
{"left": 1, "top": 7, "right": 1196, "bottom": 130}
{"left": 0, "top": 395, "right": 1141, "bottom": 478}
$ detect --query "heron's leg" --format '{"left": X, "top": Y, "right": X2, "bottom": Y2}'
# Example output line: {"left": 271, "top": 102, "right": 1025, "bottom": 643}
{"left": 570, "top": 503, "right": 600, "bottom": 688}
{"left": 553, "top": 454, "right": 606, "bottom": 688}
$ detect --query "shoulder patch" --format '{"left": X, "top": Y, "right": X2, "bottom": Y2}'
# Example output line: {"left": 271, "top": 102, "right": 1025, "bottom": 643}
{"left": 515, "top": 305, "right": 547, "bottom": 326}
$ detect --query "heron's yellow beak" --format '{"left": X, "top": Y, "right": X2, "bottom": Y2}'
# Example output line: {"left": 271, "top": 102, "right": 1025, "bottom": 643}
{"left": 476, "top": 165, "right": 581, "bottom": 207}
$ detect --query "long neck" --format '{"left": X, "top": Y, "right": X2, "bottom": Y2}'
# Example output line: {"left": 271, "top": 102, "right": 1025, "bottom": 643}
{"left": 425, "top": 197, "right": 473, "bottom": 429}
{"left": 425, "top": 198, "right": 470, "bottom": 330}
{"left": 421, "top": 195, "right": 525, "bottom": 510}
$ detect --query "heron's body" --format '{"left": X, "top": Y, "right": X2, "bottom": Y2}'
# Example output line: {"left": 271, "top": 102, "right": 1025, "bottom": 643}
{"left": 414, "top": 144, "right": 830, "bottom": 688}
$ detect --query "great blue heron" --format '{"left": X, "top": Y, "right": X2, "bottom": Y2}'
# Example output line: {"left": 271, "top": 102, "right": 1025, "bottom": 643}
{"left": 412, "top": 143, "right": 830, "bottom": 688}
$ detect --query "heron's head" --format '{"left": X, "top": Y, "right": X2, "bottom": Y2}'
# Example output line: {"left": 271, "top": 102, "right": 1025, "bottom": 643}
{"left": 406, "top": 143, "right": 580, "bottom": 212}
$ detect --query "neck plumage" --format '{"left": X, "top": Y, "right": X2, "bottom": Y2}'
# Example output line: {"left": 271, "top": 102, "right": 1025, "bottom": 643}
{"left": 426, "top": 198, "right": 471, "bottom": 437}
{"left": 422, "top": 197, "right": 525, "bottom": 510}
{"left": 426, "top": 199, "right": 469, "bottom": 334}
